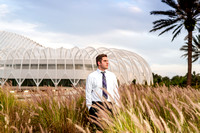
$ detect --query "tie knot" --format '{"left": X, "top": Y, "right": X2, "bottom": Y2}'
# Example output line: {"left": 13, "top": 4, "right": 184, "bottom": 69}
{"left": 101, "top": 71, "right": 106, "bottom": 75}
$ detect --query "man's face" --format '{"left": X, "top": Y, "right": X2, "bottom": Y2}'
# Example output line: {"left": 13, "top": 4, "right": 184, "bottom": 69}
{"left": 98, "top": 57, "right": 109, "bottom": 70}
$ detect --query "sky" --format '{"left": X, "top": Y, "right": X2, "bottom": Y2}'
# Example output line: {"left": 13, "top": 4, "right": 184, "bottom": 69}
{"left": 0, "top": 0, "right": 199, "bottom": 78}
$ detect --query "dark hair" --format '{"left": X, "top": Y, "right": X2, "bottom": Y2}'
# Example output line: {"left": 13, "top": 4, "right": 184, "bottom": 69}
{"left": 96, "top": 54, "right": 107, "bottom": 66}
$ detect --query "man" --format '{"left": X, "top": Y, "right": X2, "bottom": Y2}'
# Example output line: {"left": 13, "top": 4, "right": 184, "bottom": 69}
{"left": 85, "top": 54, "right": 119, "bottom": 120}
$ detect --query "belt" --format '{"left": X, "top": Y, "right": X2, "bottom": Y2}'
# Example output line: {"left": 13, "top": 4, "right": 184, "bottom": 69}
{"left": 92, "top": 101, "right": 112, "bottom": 105}
{"left": 91, "top": 101, "right": 113, "bottom": 111}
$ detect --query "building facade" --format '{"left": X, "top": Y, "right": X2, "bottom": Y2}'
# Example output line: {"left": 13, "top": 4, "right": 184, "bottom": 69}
{"left": 0, "top": 31, "right": 153, "bottom": 87}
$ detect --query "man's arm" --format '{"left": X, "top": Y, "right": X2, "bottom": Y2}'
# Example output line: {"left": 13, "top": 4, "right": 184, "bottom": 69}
{"left": 85, "top": 75, "right": 92, "bottom": 110}
{"left": 113, "top": 75, "right": 120, "bottom": 106}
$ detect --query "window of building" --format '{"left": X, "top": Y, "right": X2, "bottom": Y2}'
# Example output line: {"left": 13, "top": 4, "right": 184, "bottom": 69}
{"left": 0, "top": 64, "right": 4, "bottom": 69}
{"left": 14, "top": 64, "right": 21, "bottom": 69}
{"left": 85, "top": 64, "right": 93, "bottom": 70}
{"left": 39, "top": 64, "right": 47, "bottom": 69}
{"left": 75, "top": 64, "right": 83, "bottom": 69}
{"left": 22, "top": 64, "right": 29, "bottom": 69}
{"left": 57, "top": 64, "right": 65, "bottom": 69}
{"left": 66, "top": 64, "right": 73, "bottom": 69}
{"left": 48, "top": 64, "right": 56, "bottom": 69}
{"left": 31, "top": 64, "right": 38, "bottom": 69}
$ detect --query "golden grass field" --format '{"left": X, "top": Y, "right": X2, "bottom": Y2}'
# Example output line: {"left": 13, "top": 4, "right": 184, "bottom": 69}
{"left": 0, "top": 84, "right": 200, "bottom": 132}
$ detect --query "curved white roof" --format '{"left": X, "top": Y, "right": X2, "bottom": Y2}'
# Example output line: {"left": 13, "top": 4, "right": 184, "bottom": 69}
{"left": 0, "top": 31, "right": 153, "bottom": 86}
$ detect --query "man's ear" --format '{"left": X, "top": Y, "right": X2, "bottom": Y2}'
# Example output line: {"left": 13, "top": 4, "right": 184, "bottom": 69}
{"left": 98, "top": 61, "right": 101, "bottom": 66}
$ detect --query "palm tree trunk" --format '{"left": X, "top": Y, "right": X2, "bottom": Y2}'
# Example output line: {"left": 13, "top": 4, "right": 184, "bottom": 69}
{"left": 187, "top": 31, "right": 192, "bottom": 86}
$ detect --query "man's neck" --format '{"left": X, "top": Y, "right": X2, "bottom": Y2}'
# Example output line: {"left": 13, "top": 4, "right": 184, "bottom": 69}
{"left": 98, "top": 67, "right": 106, "bottom": 72}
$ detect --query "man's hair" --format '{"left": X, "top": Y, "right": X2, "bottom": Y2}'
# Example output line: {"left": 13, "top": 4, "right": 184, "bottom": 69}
{"left": 96, "top": 54, "right": 107, "bottom": 66}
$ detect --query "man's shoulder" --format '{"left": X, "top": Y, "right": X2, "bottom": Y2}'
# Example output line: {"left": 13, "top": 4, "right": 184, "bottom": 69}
{"left": 106, "top": 70, "right": 116, "bottom": 77}
{"left": 88, "top": 70, "right": 98, "bottom": 77}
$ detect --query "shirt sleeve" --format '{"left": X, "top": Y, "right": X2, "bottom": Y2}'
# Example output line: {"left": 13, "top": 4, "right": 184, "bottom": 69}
{"left": 85, "top": 74, "right": 92, "bottom": 110}
{"left": 113, "top": 75, "right": 120, "bottom": 106}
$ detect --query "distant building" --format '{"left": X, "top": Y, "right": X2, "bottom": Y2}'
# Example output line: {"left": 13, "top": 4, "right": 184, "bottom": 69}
{"left": 0, "top": 31, "right": 153, "bottom": 87}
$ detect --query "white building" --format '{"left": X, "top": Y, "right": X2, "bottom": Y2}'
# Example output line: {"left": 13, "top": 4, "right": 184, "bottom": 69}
{"left": 0, "top": 31, "right": 153, "bottom": 87}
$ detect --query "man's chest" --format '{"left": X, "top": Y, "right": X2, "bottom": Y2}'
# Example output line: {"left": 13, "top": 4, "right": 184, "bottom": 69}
{"left": 92, "top": 75, "right": 112, "bottom": 88}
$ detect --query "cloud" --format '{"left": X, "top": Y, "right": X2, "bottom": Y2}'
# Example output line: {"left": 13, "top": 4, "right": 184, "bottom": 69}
{"left": 151, "top": 63, "right": 200, "bottom": 78}
{"left": 129, "top": 6, "right": 142, "bottom": 13}
{"left": 0, "top": 0, "right": 199, "bottom": 77}
{"left": 0, "top": 16, "right": 187, "bottom": 65}
{"left": 0, "top": 20, "right": 38, "bottom": 32}
{"left": 0, "top": 19, "right": 96, "bottom": 48}
{"left": 0, "top": 0, "right": 151, "bottom": 36}
{"left": 0, "top": 4, "right": 9, "bottom": 17}
{"left": 117, "top": 2, "right": 142, "bottom": 13}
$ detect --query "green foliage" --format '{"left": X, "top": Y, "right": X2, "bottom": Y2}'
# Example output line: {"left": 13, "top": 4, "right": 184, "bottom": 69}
{"left": 152, "top": 72, "right": 200, "bottom": 88}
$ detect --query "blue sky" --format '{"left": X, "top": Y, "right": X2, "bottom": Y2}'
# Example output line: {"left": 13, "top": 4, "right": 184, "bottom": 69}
{"left": 0, "top": 0, "right": 199, "bottom": 78}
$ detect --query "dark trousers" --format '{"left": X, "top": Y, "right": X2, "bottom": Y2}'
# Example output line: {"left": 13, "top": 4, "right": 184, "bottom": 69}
{"left": 89, "top": 101, "right": 112, "bottom": 116}
{"left": 89, "top": 101, "right": 113, "bottom": 130}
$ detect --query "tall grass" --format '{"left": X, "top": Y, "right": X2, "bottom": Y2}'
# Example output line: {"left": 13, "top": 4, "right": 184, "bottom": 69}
{"left": 0, "top": 84, "right": 200, "bottom": 132}
{"left": 95, "top": 85, "right": 200, "bottom": 132}
{"left": 29, "top": 87, "right": 89, "bottom": 132}
{"left": 0, "top": 86, "right": 89, "bottom": 133}
{"left": 0, "top": 85, "right": 16, "bottom": 132}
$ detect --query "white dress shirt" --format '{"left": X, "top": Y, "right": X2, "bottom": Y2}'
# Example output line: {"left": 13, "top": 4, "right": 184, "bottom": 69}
{"left": 85, "top": 69, "right": 119, "bottom": 110}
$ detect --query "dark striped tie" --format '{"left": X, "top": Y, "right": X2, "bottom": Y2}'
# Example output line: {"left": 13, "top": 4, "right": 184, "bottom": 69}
{"left": 101, "top": 71, "right": 108, "bottom": 99}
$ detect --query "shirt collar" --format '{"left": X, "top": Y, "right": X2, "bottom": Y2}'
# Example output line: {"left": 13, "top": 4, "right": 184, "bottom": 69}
{"left": 97, "top": 68, "right": 107, "bottom": 73}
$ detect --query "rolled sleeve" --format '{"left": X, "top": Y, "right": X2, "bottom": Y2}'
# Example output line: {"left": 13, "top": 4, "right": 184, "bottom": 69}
{"left": 114, "top": 76, "right": 120, "bottom": 106}
{"left": 85, "top": 75, "right": 92, "bottom": 110}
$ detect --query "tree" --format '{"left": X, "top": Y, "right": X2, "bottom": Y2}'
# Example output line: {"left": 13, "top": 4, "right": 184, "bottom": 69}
{"left": 162, "top": 76, "right": 171, "bottom": 87}
{"left": 171, "top": 75, "right": 187, "bottom": 87}
{"left": 192, "top": 34, "right": 200, "bottom": 62}
{"left": 152, "top": 73, "right": 163, "bottom": 85}
{"left": 180, "top": 34, "right": 200, "bottom": 62}
{"left": 150, "top": 0, "right": 200, "bottom": 86}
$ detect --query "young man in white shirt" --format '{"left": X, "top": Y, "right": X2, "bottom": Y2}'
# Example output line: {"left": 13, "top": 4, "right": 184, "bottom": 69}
{"left": 85, "top": 54, "right": 119, "bottom": 121}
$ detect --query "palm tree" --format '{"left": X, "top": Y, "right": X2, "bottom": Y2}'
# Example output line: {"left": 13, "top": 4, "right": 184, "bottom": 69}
{"left": 150, "top": 0, "right": 200, "bottom": 86}
{"left": 192, "top": 35, "right": 200, "bottom": 61}
{"left": 180, "top": 35, "right": 200, "bottom": 62}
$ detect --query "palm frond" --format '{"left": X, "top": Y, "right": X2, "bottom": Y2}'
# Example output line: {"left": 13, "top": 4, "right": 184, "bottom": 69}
{"left": 181, "top": 53, "right": 188, "bottom": 58}
{"left": 180, "top": 45, "right": 188, "bottom": 51}
{"left": 150, "top": 10, "right": 177, "bottom": 17}
{"left": 150, "top": 18, "right": 181, "bottom": 32}
{"left": 158, "top": 25, "right": 177, "bottom": 36}
{"left": 180, "top": 35, "right": 200, "bottom": 62}
{"left": 150, "top": 0, "right": 200, "bottom": 61}
{"left": 193, "top": 9, "right": 200, "bottom": 17}
{"left": 192, "top": 57, "right": 199, "bottom": 62}
{"left": 192, "top": 52, "right": 199, "bottom": 58}
{"left": 172, "top": 24, "right": 183, "bottom": 34}
{"left": 178, "top": 0, "right": 199, "bottom": 11}
{"left": 171, "top": 27, "right": 182, "bottom": 41}
{"left": 152, "top": 19, "right": 173, "bottom": 25}
{"left": 193, "top": 37, "right": 199, "bottom": 45}
{"left": 192, "top": 51, "right": 199, "bottom": 62}
{"left": 193, "top": 35, "right": 200, "bottom": 48}
{"left": 161, "top": 0, "right": 178, "bottom": 9}
{"left": 180, "top": 44, "right": 196, "bottom": 51}
{"left": 192, "top": 50, "right": 200, "bottom": 62}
